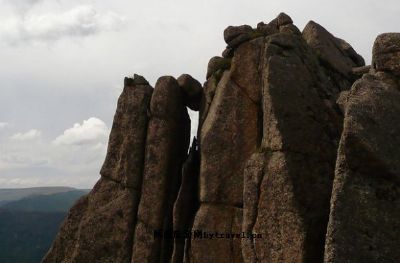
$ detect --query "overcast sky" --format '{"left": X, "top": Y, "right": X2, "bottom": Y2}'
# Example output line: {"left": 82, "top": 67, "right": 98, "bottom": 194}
{"left": 0, "top": 0, "right": 398, "bottom": 188}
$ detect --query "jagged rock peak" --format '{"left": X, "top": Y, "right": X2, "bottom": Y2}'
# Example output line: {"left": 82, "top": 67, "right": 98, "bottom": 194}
{"left": 303, "top": 20, "right": 365, "bottom": 70}
{"left": 43, "top": 13, "right": 399, "bottom": 263}
{"left": 223, "top": 13, "right": 302, "bottom": 52}
{"left": 270, "top": 12, "right": 293, "bottom": 27}
{"left": 302, "top": 20, "right": 365, "bottom": 91}
{"left": 124, "top": 73, "right": 149, "bottom": 86}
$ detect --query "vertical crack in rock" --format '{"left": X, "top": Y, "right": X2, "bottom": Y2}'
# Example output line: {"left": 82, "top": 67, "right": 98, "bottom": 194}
{"left": 42, "top": 75, "right": 153, "bottom": 263}
{"left": 132, "top": 76, "right": 191, "bottom": 263}
{"left": 242, "top": 152, "right": 265, "bottom": 263}
{"left": 42, "top": 13, "right": 400, "bottom": 263}
{"left": 171, "top": 138, "right": 200, "bottom": 263}
{"left": 190, "top": 21, "right": 265, "bottom": 263}
{"left": 252, "top": 18, "right": 358, "bottom": 262}
{"left": 324, "top": 33, "right": 400, "bottom": 263}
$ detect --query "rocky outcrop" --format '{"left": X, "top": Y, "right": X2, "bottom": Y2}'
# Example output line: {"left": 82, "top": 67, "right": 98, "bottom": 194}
{"left": 303, "top": 21, "right": 365, "bottom": 92}
{"left": 44, "top": 13, "right": 399, "bottom": 263}
{"left": 372, "top": 33, "right": 400, "bottom": 76}
{"left": 190, "top": 31, "right": 269, "bottom": 263}
{"left": 324, "top": 34, "right": 400, "bottom": 263}
{"left": 43, "top": 74, "right": 192, "bottom": 263}
{"left": 132, "top": 76, "right": 190, "bottom": 262}
{"left": 177, "top": 74, "right": 203, "bottom": 111}
{"left": 253, "top": 31, "right": 343, "bottom": 263}
{"left": 192, "top": 13, "right": 361, "bottom": 263}
{"left": 43, "top": 74, "right": 153, "bottom": 263}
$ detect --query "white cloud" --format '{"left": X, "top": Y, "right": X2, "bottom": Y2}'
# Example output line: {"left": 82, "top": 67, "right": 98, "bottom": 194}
{"left": 10, "top": 129, "right": 42, "bottom": 140}
{"left": 0, "top": 121, "right": 106, "bottom": 188}
{"left": 53, "top": 117, "right": 109, "bottom": 146}
{"left": 0, "top": 5, "right": 125, "bottom": 44}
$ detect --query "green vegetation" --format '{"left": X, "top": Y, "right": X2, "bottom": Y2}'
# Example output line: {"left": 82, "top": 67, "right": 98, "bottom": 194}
{"left": 0, "top": 189, "right": 89, "bottom": 263}
{"left": 0, "top": 209, "right": 66, "bottom": 263}
{"left": 1, "top": 190, "right": 89, "bottom": 212}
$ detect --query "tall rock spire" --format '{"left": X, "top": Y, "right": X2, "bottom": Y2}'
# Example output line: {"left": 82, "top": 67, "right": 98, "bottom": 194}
{"left": 42, "top": 13, "right": 399, "bottom": 263}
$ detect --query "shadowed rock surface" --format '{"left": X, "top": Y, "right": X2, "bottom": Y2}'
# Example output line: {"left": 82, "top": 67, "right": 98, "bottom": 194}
{"left": 303, "top": 21, "right": 365, "bottom": 92}
{"left": 171, "top": 139, "right": 200, "bottom": 263}
{"left": 43, "top": 13, "right": 399, "bottom": 263}
{"left": 252, "top": 31, "right": 344, "bottom": 263}
{"left": 325, "top": 35, "right": 400, "bottom": 263}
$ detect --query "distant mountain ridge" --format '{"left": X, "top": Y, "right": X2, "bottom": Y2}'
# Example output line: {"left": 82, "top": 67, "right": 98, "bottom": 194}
{"left": 1, "top": 190, "right": 90, "bottom": 212}
{"left": 0, "top": 187, "right": 79, "bottom": 205}
{"left": 0, "top": 187, "right": 89, "bottom": 263}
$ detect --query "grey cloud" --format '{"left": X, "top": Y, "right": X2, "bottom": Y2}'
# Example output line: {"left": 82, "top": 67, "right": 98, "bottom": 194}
{"left": 1, "top": 154, "right": 48, "bottom": 166}
{"left": 0, "top": 123, "right": 9, "bottom": 129}
{"left": 1, "top": 0, "right": 399, "bottom": 188}
{"left": 0, "top": 5, "right": 125, "bottom": 44}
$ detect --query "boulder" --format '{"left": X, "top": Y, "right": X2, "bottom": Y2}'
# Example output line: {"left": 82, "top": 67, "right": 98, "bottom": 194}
{"left": 222, "top": 47, "right": 234, "bottom": 58}
{"left": 223, "top": 24, "right": 264, "bottom": 49}
{"left": 269, "top": 12, "right": 293, "bottom": 28}
{"left": 206, "top": 56, "right": 231, "bottom": 79}
{"left": 177, "top": 74, "right": 203, "bottom": 111}
{"left": 256, "top": 21, "right": 279, "bottom": 36}
{"left": 224, "top": 25, "right": 253, "bottom": 44}
{"left": 352, "top": 65, "right": 371, "bottom": 75}
{"left": 372, "top": 33, "right": 400, "bottom": 76}
{"left": 277, "top": 12, "right": 293, "bottom": 26}
{"left": 227, "top": 32, "right": 259, "bottom": 49}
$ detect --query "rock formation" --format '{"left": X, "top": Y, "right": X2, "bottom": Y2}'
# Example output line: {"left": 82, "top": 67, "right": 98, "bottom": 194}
{"left": 324, "top": 33, "right": 400, "bottom": 263}
{"left": 43, "top": 13, "right": 399, "bottom": 263}
{"left": 43, "top": 75, "right": 153, "bottom": 263}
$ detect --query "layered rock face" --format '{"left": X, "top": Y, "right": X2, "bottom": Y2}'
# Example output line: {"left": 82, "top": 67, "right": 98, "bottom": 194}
{"left": 43, "top": 14, "right": 399, "bottom": 263}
